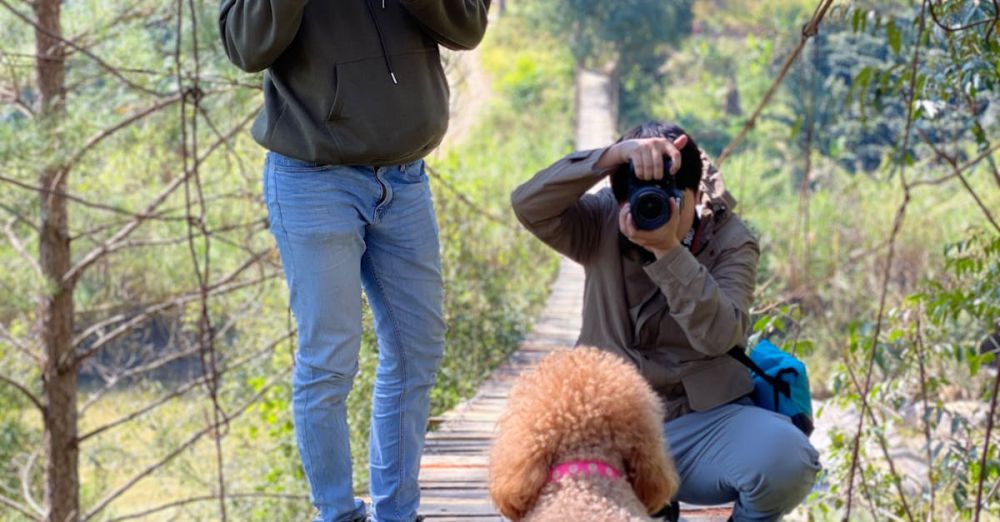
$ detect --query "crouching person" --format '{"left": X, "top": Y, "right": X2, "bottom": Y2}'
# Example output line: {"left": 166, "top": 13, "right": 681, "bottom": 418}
{"left": 510, "top": 122, "right": 821, "bottom": 521}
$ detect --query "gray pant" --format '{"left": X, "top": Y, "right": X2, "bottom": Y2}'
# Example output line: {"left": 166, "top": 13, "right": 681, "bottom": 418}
{"left": 663, "top": 397, "right": 821, "bottom": 521}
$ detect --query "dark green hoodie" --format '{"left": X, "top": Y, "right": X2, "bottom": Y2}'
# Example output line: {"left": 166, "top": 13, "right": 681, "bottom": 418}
{"left": 219, "top": 0, "right": 490, "bottom": 166}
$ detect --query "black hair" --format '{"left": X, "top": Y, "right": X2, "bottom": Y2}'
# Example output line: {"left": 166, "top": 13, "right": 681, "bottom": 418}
{"left": 610, "top": 122, "right": 703, "bottom": 203}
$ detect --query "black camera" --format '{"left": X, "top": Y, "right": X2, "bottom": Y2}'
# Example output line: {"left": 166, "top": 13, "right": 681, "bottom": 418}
{"left": 627, "top": 158, "right": 683, "bottom": 230}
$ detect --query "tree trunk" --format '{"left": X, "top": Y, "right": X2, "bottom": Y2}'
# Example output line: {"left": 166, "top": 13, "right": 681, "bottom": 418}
{"left": 33, "top": 0, "right": 78, "bottom": 520}
{"left": 724, "top": 76, "right": 742, "bottom": 117}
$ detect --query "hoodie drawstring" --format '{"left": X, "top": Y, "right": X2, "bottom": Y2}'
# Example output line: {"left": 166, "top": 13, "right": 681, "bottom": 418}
{"left": 364, "top": 0, "right": 398, "bottom": 84}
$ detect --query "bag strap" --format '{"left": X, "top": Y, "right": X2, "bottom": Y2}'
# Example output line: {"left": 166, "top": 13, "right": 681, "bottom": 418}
{"left": 727, "top": 346, "right": 793, "bottom": 400}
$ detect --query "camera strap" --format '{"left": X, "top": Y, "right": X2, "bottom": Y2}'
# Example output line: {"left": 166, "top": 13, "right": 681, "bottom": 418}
{"left": 682, "top": 214, "right": 703, "bottom": 253}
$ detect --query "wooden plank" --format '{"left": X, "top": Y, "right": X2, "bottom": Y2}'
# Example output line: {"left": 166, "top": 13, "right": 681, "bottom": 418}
{"left": 417, "top": 261, "right": 585, "bottom": 519}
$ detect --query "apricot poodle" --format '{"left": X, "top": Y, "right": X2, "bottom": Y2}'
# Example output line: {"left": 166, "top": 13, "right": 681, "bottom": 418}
{"left": 489, "top": 347, "right": 679, "bottom": 521}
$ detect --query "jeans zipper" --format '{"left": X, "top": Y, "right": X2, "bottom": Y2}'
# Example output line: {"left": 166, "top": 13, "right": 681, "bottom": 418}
{"left": 373, "top": 169, "right": 389, "bottom": 222}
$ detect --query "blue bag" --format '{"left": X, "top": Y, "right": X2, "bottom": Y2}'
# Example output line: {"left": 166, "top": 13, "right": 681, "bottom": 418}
{"left": 728, "top": 339, "right": 814, "bottom": 436}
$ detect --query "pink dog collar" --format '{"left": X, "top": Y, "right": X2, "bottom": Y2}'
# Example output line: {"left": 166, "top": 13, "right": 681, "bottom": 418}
{"left": 547, "top": 460, "right": 622, "bottom": 483}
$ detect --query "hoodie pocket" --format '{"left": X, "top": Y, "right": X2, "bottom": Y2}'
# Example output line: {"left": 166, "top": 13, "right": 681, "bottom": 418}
{"left": 325, "top": 50, "right": 449, "bottom": 164}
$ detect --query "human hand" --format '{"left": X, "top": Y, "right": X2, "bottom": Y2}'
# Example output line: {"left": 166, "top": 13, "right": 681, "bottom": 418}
{"left": 597, "top": 134, "right": 689, "bottom": 181}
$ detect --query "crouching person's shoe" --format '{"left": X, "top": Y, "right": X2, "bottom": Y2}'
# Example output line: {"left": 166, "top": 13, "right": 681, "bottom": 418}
{"left": 653, "top": 502, "right": 680, "bottom": 522}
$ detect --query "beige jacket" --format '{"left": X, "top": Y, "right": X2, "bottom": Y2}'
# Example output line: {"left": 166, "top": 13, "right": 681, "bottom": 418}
{"left": 511, "top": 147, "right": 758, "bottom": 421}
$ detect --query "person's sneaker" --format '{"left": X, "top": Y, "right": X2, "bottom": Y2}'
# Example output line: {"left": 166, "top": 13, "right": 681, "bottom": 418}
{"left": 652, "top": 502, "right": 680, "bottom": 522}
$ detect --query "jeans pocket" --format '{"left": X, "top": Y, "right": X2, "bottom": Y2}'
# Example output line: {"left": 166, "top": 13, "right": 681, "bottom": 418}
{"left": 261, "top": 158, "right": 270, "bottom": 205}
{"left": 262, "top": 157, "right": 277, "bottom": 228}
{"left": 398, "top": 160, "right": 428, "bottom": 184}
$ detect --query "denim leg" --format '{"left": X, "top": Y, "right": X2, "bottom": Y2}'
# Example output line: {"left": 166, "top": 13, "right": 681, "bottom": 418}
{"left": 361, "top": 161, "right": 446, "bottom": 522}
{"left": 264, "top": 153, "right": 373, "bottom": 522}
{"left": 663, "top": 400, "right": 821, "bottom": 521}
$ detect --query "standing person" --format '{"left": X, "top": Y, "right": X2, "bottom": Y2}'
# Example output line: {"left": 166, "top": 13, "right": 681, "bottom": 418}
{"left": 218, "top": 2, "right": 490, "bottom": 521}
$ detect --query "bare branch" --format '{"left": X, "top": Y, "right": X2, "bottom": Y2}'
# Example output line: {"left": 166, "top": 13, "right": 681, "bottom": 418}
{"left": 59, "top": 86, "right": 236, "bottom": 187}
{"left": 914, "top": 317, "right": 936, "bottom": 519}
{"left": 0, "top": 493, "right": 42, "bottom": 521}
{"left": 0, "top": 50, "right": 34, "bottom": 117}
{"left": 68, "top": 191, "right": 260, "bottom": 242}
{"left": 77, "top": 328, "right": 292, "bottom": 442}
{"left": 68, "top": 2, "right": 160, "bottom": 49}
{"left": 955, "top": 140, "right": 1000, "bottom": 177}
{"left": 1, "top": 50, "right": 261, "bottom": 91}
{"left": 0, "top": 373, "right": 43, "bottom": 413}
{"left": 0, "top": 0, "right": 169, "bottom": 97}
{"left": 71, "top": 247, "right": 270, "bottom": 349}
{"left": 0, "top": 202, "right": 40, "bottom": 232}
{"left": 99, "top": 219, "right": 267, "bottom": 257}
{"left": 80, "top": 367, "right": 292, "bottom": 522}
{"left": 975, "top": 354, "right": 1000, "bottom": 521}
{"left": 104, "top": 492, "right": 309, "bottom": 522}
{"left": 426, "top": 166, "right": 512, "bottom": 227}
{"left": 845, "top": 3, "right": 926, "bottom": 519}
{"left": 909, "top": 172, "right": 956, "bottom": 188}
{"left": 927, "top": 0, "right": 996, "bottom": 33}
{"left": 19, "top": 450, "right": 43, "bottom": 517}
{"left": 4, "top": 219, "right": 43, "bottom": 277}
{"left": 0, "top": 323, "right": 43, "bottom": 364}
{"left": 77, "top": 298, "right": 265, "bottom": 415}
{"left": 62, "top": 109, "right": 259, "bottom": 289}
{"left": 79, "top": 320, "right": 233, "bottom": 416}
{"left": 64, "top": 92, "right": 183, "bottom": 168}
{"left": 70, "top": 264, "right": 275, "bottom": 369}
{"left": 841, "top": 349, "right": 920, "bottom": 520}
{"left": 0, "top": 82, "right": 35, "bottom": 117}
{"left": 918, "top": 131, "right": 1000, "bottom": 233}
{"left": 0, "top": 173, "right": 164, "bottom": 220}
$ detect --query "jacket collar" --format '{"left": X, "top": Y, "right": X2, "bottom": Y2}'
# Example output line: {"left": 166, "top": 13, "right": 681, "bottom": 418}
{"left": 697, "top": 147, "right": 737, "bottom": 224}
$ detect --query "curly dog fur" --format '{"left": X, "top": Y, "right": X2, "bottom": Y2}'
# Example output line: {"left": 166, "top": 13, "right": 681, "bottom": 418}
{"left": 489, "top": 347, "right": 679, "bottom": 521}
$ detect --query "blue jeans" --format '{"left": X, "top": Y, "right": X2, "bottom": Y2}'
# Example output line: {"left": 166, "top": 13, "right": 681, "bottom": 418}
{"left": 664, "top": 397, "right": 821, "bottom": 521}
{"left": 263, "top": 152, "right": 446, "bottom": 522}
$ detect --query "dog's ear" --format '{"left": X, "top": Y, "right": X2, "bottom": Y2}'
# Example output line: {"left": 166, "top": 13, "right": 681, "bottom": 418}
{"left": 488, "top": 414, "right": 551, "bottom": 520}
{"left": 625, "top": 435, "right": 680, "bottom": 514}
{"left": 620, "top": 393, "right": 680, "bottom": 514}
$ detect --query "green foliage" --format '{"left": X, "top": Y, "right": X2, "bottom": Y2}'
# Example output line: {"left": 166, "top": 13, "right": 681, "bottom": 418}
{"left": 519, "top": 0, "right": 694, "bottom": 126}
{"left": 813, "top": 232, "right": 1000, "bottom": 520}
{"left": 482, "top": 18, "right": 574, "bottom": 112}
{"left": 521, "top": 0, "right": 693, "bottom": 69}
{"left": 653, "top": 2, "right": 999, "bottom": 518}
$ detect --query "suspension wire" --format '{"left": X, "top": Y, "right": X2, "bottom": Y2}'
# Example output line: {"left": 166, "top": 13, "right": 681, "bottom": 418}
{"left": 715, "top": 0, "right": 835, "bottom": 167}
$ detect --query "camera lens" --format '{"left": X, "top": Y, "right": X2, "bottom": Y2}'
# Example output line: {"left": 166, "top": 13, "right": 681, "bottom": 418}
{"left": 636, "top": 195, "right": 664, "bottom": 220}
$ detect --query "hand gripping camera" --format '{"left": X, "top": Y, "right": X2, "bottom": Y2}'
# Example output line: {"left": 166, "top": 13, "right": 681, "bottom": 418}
{"left": 627, "top": 158, "right": 683, "bottom": 230}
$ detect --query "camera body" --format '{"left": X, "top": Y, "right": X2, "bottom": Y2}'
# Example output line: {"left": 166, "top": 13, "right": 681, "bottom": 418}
{"left": 627, "top": 158, "right": 683, "bottom": 230}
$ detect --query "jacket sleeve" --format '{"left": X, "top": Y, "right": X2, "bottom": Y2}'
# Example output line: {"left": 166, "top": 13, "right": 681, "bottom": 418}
{"left": 510, "top": 148, "right": 615, "bottom": 264}
{"left": 400, "top": 0, "right": 490, "bottom": 50}
{"left": 218, "top": 0, "right": 310, "bottom": 73}
{"left": 643, "top": 234, "right": 759, "bottom": 357}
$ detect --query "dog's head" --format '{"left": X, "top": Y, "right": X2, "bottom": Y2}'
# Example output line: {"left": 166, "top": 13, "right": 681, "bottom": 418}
{"left": 488, "top": 347, "right": 679, "bottom": 520}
